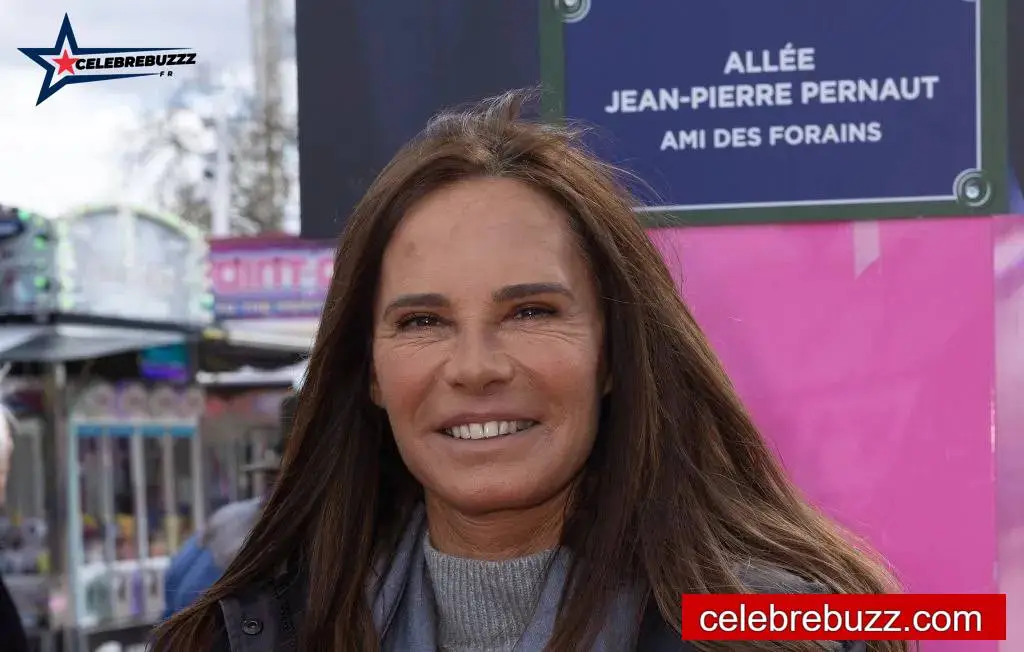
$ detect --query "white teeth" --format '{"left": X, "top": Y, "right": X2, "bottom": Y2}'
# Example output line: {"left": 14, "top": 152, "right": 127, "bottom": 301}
{"left": 444, "top": 420, "right": 537, "bottom": 439}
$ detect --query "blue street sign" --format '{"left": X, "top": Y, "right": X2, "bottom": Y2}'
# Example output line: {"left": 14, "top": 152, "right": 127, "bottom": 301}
{"left": 544, "top": 0, "right": 1007, "bottom": 224}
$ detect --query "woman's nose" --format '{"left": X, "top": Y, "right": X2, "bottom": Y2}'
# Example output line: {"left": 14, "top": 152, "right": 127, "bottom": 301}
{"left": 441, "top": 326, "right": 514, "bottom": 392}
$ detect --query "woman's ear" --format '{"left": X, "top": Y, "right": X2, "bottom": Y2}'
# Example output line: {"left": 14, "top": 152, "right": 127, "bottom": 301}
{"left": 603, "top": 373, "right": 612, "bottom": 396}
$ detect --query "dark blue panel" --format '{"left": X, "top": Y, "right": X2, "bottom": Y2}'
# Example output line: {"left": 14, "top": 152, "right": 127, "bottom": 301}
{"left": 296, "top": 0, "right": 541, "bottom": 240}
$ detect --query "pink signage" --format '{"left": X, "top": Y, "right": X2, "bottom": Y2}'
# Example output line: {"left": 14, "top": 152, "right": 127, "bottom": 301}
{"left": 209, "top": 236, "right": 334, "bottom": 319}
{"left": 650, "top": 218, "right": 999, "bottom": 652}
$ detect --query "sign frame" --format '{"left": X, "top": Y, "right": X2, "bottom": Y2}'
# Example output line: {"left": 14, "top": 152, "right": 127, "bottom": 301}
{"left": 539, "top": 0, "right": 1009, "bottom": 226}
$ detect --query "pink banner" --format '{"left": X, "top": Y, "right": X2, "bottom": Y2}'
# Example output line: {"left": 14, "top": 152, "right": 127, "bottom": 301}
{"left": 650, "top": 218, "right": 998, "bottom": 652}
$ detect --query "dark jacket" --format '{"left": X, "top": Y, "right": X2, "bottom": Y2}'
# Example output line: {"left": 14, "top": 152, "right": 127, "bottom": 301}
{"left": 206, "top": 564, "right": 867, "bottom": 651}
{"left": 0, "top": 574, "right": 29, "bottom": 652}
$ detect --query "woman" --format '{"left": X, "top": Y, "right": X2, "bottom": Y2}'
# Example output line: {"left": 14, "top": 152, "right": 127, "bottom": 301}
{"left": 0, "top": 400, "right": 30, "bottom": 652}
{"left": 152, "top": 90, "right": 905, "bottom": 651}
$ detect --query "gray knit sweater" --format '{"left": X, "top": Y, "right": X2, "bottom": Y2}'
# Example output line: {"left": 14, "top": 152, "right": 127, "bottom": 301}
{"left": 422, "top": 534, "right": 556, "bottom": 652}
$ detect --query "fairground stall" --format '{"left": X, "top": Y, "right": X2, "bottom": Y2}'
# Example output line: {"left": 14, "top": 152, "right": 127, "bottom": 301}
{"left": 0, "top": 203, "right": 212, "bottom": 652}
{"left": 196, "top": 236, "right": 324, "bottom": 511}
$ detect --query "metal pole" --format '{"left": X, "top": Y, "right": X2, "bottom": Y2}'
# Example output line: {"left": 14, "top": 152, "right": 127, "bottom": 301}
{"left": 26, "top": 418, "right": 46, "bottom": 523}
{"left": 190, "top": 432, "right": 205, "bottom": 533}
{"left": 45, "top": 362, "right": 86, "bottom": 651}
{"left": 248, "top": 0, "right": 286, "bottom": 232}
{"left": 130, "top": 431, "right": 149, "bottom": 563}
{"left": 211, "top": 110, "right": 232, "bottom": 237}
{"left": 161, "top": 432, "right": 176, "bottom": 552}
{"left": 99, "top": 433, "right": 116, "bottom": 564}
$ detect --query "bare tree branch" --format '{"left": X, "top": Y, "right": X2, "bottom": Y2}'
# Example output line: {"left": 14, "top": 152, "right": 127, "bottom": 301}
{"left": 122, "top": 79, "right": 297, "bottom": 235}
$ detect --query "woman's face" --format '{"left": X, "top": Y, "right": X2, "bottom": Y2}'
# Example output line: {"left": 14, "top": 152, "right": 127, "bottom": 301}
{"left": 372, "top": 177, "right": 606, "bottom": 518}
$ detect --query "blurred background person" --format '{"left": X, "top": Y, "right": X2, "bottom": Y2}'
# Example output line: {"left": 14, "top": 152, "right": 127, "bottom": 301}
{"left": 162, "top": 393, "right": 297, "bottom": 618}
{"left": 0, "top": 399, "right": 29, "bottom": 652}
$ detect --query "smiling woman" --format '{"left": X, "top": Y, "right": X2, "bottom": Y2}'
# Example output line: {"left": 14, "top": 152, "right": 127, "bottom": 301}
{"left": 151, "top": 89, "right": 906, "bottom": 652}
{"left": 371, "top": 178, "right": 607, "bottom": 558}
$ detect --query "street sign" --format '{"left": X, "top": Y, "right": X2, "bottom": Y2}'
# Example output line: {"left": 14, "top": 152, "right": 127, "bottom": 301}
{"left": 542, "top": 0, "right": 1008, "bottom": 225}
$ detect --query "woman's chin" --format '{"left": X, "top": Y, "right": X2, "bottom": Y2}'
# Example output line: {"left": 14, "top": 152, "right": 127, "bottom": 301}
{"left": 425, "top": 480, "right": 562, "bottom": 519}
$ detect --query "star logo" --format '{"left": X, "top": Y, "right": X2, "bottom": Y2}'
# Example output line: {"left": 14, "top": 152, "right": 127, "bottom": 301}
{"left": 18, "top": 14, "right": 194, "bottom": 105}
{"left": 52, "top": 49, "right": 78, "bottom": 75}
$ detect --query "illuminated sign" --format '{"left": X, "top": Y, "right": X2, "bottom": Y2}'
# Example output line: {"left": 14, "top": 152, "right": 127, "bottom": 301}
{"left": 209, "top": 237, "right": 333, "bottom": 319}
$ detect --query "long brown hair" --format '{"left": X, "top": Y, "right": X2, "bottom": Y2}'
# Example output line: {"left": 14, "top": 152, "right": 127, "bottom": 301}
{"left": 152, "top": 90, "right": 906, "bottom": 652}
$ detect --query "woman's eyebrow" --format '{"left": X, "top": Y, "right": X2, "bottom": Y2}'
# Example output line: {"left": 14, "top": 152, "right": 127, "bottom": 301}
{"left": 493, "top": 282, "right": 574, "bottom": 302}
{"left": 382, "top": 292, "right": 448, "bottom": 318}
{"left": 382, "top": 282, "right": 573, "bottom": 318}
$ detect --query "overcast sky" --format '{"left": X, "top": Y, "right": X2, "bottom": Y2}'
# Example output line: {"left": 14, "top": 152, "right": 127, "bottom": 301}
{"left": 0, "top": 0, "right": 297, "bottom": 218}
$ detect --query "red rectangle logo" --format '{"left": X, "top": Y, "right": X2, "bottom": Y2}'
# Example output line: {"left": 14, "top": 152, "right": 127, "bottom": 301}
{"left": 680, "top": 594, "right": 1005, "bottom": 641}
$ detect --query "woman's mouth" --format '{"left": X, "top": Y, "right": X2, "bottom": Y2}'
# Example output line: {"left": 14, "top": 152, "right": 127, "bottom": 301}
{"left": 441, "top": 420, "right": 539, "bottom": 440}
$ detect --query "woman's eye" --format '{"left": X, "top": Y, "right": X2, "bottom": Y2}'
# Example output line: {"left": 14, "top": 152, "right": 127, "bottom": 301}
{"left": 397, "top": 314, "right": 440, "bottom": 330}
{"left": 513, "top": 306, "right": 556, "bottom": 320}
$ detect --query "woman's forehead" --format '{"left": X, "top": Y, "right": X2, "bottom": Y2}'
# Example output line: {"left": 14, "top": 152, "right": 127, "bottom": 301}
{"left": 379, "top": 178, "right": 587, "bottom": 293}
{"left": 393, "top": 179, "right": 569, "bottom": 247}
